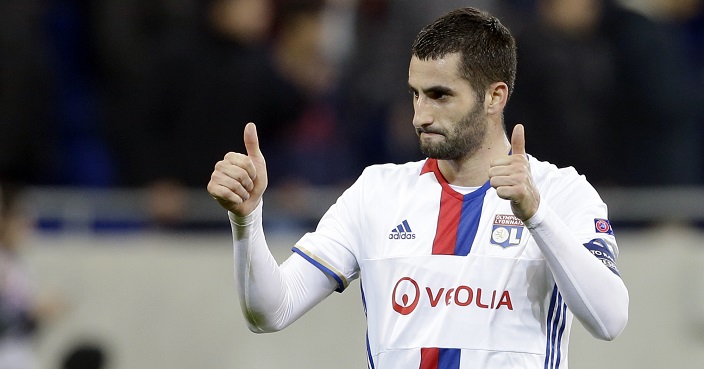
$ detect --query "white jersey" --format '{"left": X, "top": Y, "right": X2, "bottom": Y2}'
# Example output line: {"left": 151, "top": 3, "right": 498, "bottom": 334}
{"left": 293, "top": 157, "right": 620, "bottom": 369}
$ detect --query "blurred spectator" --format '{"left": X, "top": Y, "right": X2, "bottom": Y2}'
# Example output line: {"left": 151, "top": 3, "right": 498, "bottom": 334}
{"left": 505, "top": 0, "right": 619, "bottom": 184}
{"left": 92, "top": 0, "right": 201, "bottom": 191}
{"left": 105, "top": 0, "right": 305, "bottom": 226}
{"left": 0, "top": 1, "right": 55, "bottom": 186}
{"left": 629, "top": 0, "right": 704, "bottom": 184}
{"left": 4, "top": 0, "right": 702, "bottom": 194}
{"left": 90, "top": 0, "right": 199, "bottom": 90}
{"left": 680, "top": 2, "right": 704, "bottom": 85}
{"left": 60, "top": 341, "right": 107, "bottom": 369}
{"left": 43, "top": 0, "right": 116, "bottom": 186}
{"left": 2, "top": 0, "right": 203, "bottom": 188}
{"left": 0, "top": 183, "right": 64, "bottom": 369}
{"left": 506, "top": 0, "right": 704, "bottom": 186}
{"left": 265, "top": 0, "right": 359, "bottom": 188}
{"left": 604, "top": 0, "right": 703, "bottom": 185}
{"left": 618, "top": 0, "right": 700, "bottom": 21}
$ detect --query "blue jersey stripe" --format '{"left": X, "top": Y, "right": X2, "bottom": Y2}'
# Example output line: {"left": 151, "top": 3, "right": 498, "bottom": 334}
{"left": 554, "top": 298, "right": 568, "bottom": 369}
{"left": 455, "top": 194, "right": 484, "bottom": 255}
{"left": 544, "top": 286, "right": 567, "bottom": 369}
{"left": 292, "top": 246, "right": 346, "bottom": 292}
{"left": 549, "top": 294, "right": 565, "bottom": 369}
{"left": 437, "top": 348, "right": 461, "bottom": 369}
{"left": 361, "top": 283, "right": 375, "bottom": 369}
{"left": 545, "top": 286, "right": 558, "bottom": 369}
{"left": 454, "top": 181, "right": 491, "bottom": 256}
{"left": 366, "top": 334, "right": 375, "bottom": 369}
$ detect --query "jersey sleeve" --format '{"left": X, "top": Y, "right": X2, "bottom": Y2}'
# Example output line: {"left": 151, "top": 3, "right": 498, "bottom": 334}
{"left": 293, "top": 169, "right": 368, "bottom": 292}
{"left": 527, "top": 162, "right": 628, "bottom": 340}
{"left": 540, "top": 164, "right": 621, "bottom": 275}
{"left": 229, "top": 201, "right": 337, "bottom": 333}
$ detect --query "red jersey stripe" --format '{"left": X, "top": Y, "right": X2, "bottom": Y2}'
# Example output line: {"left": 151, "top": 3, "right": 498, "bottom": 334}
{"left": 419, "top": 347, "right": 440, "bottom": 369}
{"left": 432, "top": 190, "right": 461, "bottom": 255}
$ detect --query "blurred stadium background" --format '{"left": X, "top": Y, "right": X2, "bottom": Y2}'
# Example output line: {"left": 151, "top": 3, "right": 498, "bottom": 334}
{"left": 2, "top": 0, "right": 704, "bottom": 368}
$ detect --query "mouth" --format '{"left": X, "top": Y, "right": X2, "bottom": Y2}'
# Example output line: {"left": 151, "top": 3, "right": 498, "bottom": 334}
{"left": 417, "top": 128, "right": 444, "bottom": 138}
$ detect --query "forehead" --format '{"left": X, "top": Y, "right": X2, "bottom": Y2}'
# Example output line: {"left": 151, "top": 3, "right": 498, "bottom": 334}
{"left": 408, "top": 53, "right": 470, "bottom": 91}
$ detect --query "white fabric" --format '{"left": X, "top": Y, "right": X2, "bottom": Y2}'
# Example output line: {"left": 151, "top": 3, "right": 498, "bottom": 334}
{"left": 524, "top": 202, "right": 629, "bottom": 340}
{"left": 229, "top": 157, "right": 628, "bottom": 369}
{"left": 229, "top": 201, "right": 335, "bottom": 333}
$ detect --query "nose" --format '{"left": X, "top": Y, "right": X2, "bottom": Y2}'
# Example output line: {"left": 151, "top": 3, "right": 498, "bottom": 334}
{"left": 412, "top": 96, "right": 433, "bottom": 129}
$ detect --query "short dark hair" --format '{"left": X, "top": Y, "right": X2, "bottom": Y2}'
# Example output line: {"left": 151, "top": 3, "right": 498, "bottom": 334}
{"left": 411, "top": 7, "right": 517, "bottom": 101}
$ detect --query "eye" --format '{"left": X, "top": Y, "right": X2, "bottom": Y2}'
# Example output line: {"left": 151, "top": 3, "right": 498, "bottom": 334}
{"left": 427, "top": 91, "right": 445, "bottom": 100}
{"left": 425, "top": 87, "right": 452, "bottom": 101}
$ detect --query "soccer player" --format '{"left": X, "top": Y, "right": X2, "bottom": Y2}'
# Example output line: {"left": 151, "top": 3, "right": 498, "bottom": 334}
{"left": 207, "top": 7, "right": 628, "bottom": 369}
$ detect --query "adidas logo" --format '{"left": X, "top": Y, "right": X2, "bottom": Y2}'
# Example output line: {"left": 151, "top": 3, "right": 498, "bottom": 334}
{"left": 389, "top": 220, "right": 416, "bottom": 240}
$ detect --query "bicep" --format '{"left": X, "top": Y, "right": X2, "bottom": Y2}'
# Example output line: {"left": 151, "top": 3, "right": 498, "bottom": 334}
{"left": 278, "top": 253, "right": 338, "bottom": 323}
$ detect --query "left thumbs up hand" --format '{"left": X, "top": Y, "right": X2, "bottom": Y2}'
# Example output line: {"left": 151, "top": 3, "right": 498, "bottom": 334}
{"left": 489, "top": 124, "right": 540, "bottom": 221}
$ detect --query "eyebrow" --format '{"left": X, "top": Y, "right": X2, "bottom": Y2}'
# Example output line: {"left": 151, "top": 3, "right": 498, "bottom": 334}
{"left": 408, "top": 84, "right": 453, "bottom": 96}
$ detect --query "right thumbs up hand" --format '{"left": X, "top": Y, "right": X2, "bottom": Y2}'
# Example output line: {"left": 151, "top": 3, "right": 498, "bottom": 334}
{"left": 207, "top": 122, "right": 268, "bottom": 217}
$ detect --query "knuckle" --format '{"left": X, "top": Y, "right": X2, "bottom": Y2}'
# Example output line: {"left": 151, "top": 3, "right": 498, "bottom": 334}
{"left": 224, "top": 192, "right": 241, "bottom": 205}
{"left": 224, "top": 152, "right": 246, "bottom": 164}
{"left": 214, "top": 159, "right": 230, "bottom": 171}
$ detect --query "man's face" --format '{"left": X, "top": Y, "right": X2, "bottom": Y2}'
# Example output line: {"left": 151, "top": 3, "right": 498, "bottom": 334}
{"left": 408, "top": 53, "right": 487, "bottom": 160}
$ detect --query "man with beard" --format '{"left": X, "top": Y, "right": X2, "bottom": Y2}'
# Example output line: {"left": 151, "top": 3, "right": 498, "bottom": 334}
{"left": 207, "top": 7, "right": 628, "bottom": 369}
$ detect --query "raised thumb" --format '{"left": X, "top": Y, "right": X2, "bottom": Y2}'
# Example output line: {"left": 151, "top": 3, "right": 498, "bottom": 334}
{"left": 243, "top": 122, "right": 263, "bottom": 159}
{"left": 511, "top": 123, "right": 526, "bottom": 156}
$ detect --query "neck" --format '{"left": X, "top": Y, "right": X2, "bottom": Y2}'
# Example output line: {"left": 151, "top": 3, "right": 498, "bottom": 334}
{"left": 437, "top": 125, "right": 510, "bottom": 187}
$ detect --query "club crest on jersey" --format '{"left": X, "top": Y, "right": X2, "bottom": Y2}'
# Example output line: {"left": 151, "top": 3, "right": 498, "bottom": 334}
{"left": 594, "top": 218, "right": 614, "bottom": 235}
{"left": 490, "top": 214, "right": 524, "bottom": 248}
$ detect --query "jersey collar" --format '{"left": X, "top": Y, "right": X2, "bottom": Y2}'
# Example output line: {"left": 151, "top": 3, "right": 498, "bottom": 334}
{"left": 420, "top": 158, "right": 491, "bottom": 201}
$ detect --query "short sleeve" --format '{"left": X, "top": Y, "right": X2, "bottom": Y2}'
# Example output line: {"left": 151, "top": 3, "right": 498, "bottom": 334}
{"left": 293, "top": 171, "right": 367, "bottom": 292}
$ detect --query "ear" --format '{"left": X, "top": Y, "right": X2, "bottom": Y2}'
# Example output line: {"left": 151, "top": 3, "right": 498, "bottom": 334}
{"left": 484, "top": 82, "right": 509, "bottom": 115}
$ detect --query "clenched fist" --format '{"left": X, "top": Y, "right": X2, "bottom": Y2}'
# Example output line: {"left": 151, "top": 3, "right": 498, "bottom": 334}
{"left": 207, "top": 122, "right": 268, "bottom": 217}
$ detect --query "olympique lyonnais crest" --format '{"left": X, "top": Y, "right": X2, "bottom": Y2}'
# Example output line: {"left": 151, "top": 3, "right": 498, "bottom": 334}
{"left": 490, "top": 214, "right": 525, "bottom": 248}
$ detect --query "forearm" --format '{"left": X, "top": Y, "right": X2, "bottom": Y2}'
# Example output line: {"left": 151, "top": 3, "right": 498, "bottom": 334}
{"left": 230, "top": 201, "right": 334, "bottom": 333}
{"left": 525, "top": 202, "right": 629, "bottom": 340}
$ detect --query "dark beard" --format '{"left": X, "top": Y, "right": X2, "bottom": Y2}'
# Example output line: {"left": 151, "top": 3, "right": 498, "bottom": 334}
{"left": 418, "top": 104, "right": 487, "bottom": 160}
